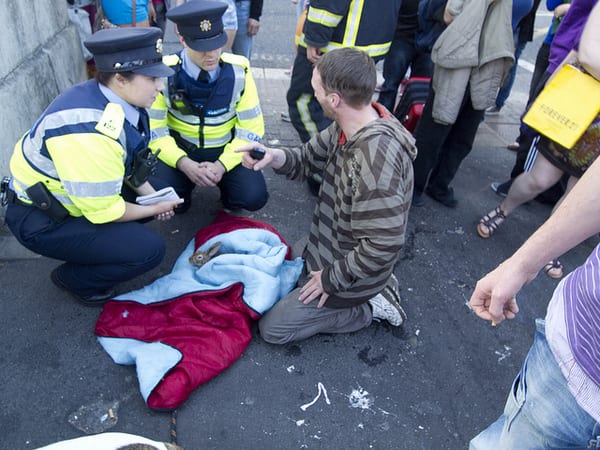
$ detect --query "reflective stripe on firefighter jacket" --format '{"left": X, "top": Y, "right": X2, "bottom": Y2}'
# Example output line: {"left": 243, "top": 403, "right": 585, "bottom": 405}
{"left": 148, "top": 52, "right": 264, "bottom": 171}
{"left": 298, "top": 0, "right": 401, "bottom": 61}
{"left": 9, "top": 80, "right": 149, "bottom": 224}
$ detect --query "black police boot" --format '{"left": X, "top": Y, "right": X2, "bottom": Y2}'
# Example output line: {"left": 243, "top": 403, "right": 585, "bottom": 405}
{"left": 425, "top": 186, "right": 458, "bottom": 208}
{"left": 50, "top": 267, "right": 115, "bottom": 306}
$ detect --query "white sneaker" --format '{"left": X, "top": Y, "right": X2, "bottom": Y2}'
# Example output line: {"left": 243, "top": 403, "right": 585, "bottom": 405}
{"left": 387, "top": 273, "right": 399, "bottom": 296}
{"left": 368, "top": 286, "right": 406, "bottom": 326}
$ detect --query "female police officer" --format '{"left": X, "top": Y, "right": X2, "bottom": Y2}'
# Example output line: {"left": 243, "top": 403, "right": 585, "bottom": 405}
{"left": 4, "top": 27, "right": 182, "bottom": 305}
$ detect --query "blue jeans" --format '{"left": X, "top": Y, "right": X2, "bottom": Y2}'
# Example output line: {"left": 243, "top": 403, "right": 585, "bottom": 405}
{"left": 495, "top": 40, "right": 526, "bottom": 110}
{"left": 377, "top": 31, "right": 432, "bottom": 112}
{"left": 232, "top": 0, "right": 253, "bottom": 60}
{"left": 470, "top": 320, "right": 600, "bottom": 450}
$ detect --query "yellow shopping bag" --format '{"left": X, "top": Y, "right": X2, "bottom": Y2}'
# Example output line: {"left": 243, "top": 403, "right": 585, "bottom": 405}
{"left": 523, "top": 64, "right": 600, "bottom": 149}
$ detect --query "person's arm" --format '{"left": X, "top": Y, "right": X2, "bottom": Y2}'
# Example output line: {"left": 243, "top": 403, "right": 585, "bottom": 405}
{"left": 443, "top": 0, "right": 464, "bottom": 24}
{"left": 247, "top": 0, "right": 263, "bottom": 36}
{"left": 148, "top": 91, "right": 188, "bottom": 168}
{"left": 577, "top": 0, "right": 600, "bottom": 79}
{"left": 236, "top": 142, "right": 288, "bottom": 171}
{"left": 553, "top": 2, "right": 571, "bottom": 17}
{"left": 547, "top": 0, "right": 567, "bottom": 12}
{"left": 249, "top": 0, "right": 263, "bottom": 23}
{"left": 48, "top": 132, "right": 182, "bottom": 223}
{"left": 117, "top": 181, "right": 182, "bottom": 222}
{"left": 470, "top": 155, "right": 600, "bottom": 325}
{"left": 303, "top": 0, "right": 351, "bottom": 49}
{"left": 148, "top": 1, "right": 156, "bottom": 23}
{"left": 219, "top": 57, "right": 265, "bottom": 171}
{"left": 147, "top": 70, "right": 221, "bottom": 187}
{"left": 115, "top": 198, "right": 182, "bottom": 222}
{"left": 238, "top": 122, "right": 332, "bottom": 181}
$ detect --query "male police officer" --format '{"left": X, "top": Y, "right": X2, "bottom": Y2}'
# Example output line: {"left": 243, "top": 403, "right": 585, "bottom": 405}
{"left": 148, "top": 1, "right": 267, "bottom": 213}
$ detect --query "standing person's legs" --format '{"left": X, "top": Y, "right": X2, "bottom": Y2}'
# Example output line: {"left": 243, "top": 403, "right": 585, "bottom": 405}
{"left": 510, "top": 70, "right": 552, "bottom": 180}
{"left": 505, "top": 43, "right": 551, "bottom": 152}
{"left": 501, "top": 153, "right": 565, "bottom": 215}
{"left": 286, "top": 47, "right": 332, "bottom": 143}
{"left": 493, "top": 40, "right": 527, "bottom": 110}
{"left": 426, "top": 93, "right": 484, "bottom": 200}
{"left": 477, "top": 153, "right": 565, "bottom": 238}
{"left": 528, "top": 42, "right": 550, "bottom": 104}
{"left": 151, "top": 1, "right": 167, "bottom": 35}
{"left": 221, "top": 0, "right": 238, "bottom": 51}
{"left": 410, "top": 49, "right": 433, "bottom": 78}
{"left": 411, "top": 87, "right": 453, "bottom": 200}
{"left": 470, "top": 320, "right": 600, "bottom": 449}
{"left": 377, "top": 33, "right": 415, "bottom": 112}
{"left": 232, "top": 0, "right": 253, "bottom": 59}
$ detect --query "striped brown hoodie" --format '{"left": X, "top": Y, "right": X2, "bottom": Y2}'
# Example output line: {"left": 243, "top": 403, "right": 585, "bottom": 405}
{"left": 276, "top": 107, "right": 417, "bottom": 308}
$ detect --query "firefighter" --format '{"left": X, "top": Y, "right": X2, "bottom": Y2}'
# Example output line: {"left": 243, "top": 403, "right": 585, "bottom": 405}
{"left": 287, "top": 0, "right": 402, "bottom": 143}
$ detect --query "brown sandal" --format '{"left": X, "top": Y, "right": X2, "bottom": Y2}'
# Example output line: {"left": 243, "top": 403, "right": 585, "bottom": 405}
{"left": 543, "top": 259, "right": 563, "bottom": 279}
{"left": 477, "top": 206, "right": 506, "bottom": 239}
{"left": 506, "top": 142, "right": 520, "bottom": 151}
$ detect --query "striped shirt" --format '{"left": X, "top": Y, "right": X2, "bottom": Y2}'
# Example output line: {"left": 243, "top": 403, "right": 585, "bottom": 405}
{"left": 546, "top": 243, "right": 600, "bottom": 421}
{"left": 276, "top": 106, "right": 417, "bottom": 308}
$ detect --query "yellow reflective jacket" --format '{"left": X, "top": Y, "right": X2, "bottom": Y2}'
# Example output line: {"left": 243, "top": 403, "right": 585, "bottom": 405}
{"left": 149, "top": 52, "right": 264, "bottom": 171}
{"left": 9, "top": 81, "right": 148, "bottom": 224}
{"left": 298, "top": 0, "right": 401, "bottom": 61}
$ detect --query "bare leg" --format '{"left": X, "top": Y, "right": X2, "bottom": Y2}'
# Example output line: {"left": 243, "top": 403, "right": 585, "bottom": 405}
{"left": 478, "top": 154, "right": 565, "bottom": 238}
{"left": 477, "top": 155, "right": 574, "bottom": 279}
{"left": 500, "top": 154, "right": 565, "bottom": 215}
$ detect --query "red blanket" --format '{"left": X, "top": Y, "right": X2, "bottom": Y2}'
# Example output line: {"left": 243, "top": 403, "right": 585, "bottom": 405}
{"left": 95, "top": 212, "right": 292, "bottom": 410}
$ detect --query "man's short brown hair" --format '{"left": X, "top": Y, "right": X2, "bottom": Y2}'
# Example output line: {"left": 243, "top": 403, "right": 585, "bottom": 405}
{"left": 314, "top": 48, "right": 376, "bottom": 108}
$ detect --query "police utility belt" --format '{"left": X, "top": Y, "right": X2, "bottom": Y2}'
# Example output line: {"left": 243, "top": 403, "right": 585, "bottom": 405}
{"left": 0, "top": 148, "right": 161, "bottom": 222}
{"left": 1, "top": 177, "right": 69, "bottom": 222}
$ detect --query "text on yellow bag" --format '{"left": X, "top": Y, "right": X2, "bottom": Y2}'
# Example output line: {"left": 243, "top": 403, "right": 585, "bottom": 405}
{"left": 523, "top": 64, "right": 600, "bottom": 149}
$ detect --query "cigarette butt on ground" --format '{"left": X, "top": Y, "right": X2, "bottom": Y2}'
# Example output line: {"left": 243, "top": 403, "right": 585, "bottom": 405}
{"left": 491, "top": 321, "right": 497, "bottom": 327}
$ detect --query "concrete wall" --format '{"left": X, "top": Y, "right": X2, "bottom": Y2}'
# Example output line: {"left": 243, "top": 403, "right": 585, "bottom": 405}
{"left": 0, "top": 0, "right": 86, "bottom": 258}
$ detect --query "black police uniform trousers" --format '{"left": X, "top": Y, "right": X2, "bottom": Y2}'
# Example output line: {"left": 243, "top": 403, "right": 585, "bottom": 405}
{"left": 412, "top": 85, "right": 485, "bottom": 196}
{"left": 150, "top": 145, "right": 269, "bottom": 212}
{"left": 286, "top": 46, "right": 333, "bottom": 143}
{"left": 4, "top": 199, "right": 165, "bottom": 297}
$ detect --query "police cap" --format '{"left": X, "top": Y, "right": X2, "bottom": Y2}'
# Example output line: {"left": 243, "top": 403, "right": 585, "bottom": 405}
{"left": 84, "top": 27, "right": 174, "bottom": 77}
{"left": 167, "top": 1, "right": 228, "bottom": 52}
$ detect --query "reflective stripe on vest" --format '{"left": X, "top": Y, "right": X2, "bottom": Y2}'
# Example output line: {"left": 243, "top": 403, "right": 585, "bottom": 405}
{"left": 22, "top": 108, "right": 127, "bottom": 179}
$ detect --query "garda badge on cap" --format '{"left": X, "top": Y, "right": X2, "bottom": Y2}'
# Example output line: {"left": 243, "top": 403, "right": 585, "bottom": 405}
{"left": 155, "top": 38, "right": 163, "bottom": 54}
{"left": 199, "top": 20, "right": 212, "bottom": 32}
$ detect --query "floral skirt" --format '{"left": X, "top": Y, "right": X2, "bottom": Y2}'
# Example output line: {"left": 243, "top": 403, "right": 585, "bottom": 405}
{"left": 538, "top": 115, "right": 600, "bottom": 179}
